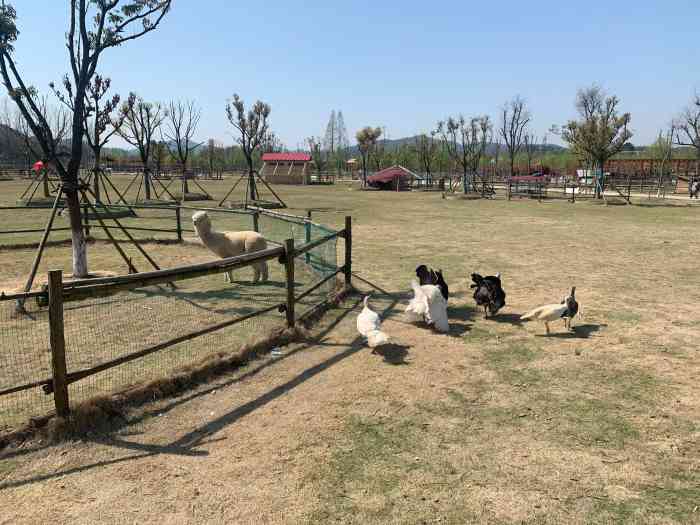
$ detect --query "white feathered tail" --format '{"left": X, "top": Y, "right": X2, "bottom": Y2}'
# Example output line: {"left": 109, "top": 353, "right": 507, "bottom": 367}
{"left": 357, "top": 296, "right": 390, "bottom": 349}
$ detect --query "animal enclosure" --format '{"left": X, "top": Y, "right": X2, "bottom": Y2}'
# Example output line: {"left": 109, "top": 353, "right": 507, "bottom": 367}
{"left": 0, "top": 206, "right": 350, "bottom": 432}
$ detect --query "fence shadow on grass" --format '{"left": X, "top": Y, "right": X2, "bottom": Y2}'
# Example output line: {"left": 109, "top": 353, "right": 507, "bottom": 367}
{"left": 0, "top": 293, "right": 399, "bottom": 491}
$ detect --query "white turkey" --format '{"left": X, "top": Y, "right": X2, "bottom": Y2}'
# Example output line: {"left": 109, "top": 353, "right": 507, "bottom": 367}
{"left": 405, "top": 280, "right": 450, "bottom": 333}
{"left": 356, "top": 295, "right": 390, "bottom": 352}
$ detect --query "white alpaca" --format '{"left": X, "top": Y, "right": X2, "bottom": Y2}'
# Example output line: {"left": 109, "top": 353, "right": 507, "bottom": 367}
{"left": 192, "top": 211, "right": 269, "bottom": 284}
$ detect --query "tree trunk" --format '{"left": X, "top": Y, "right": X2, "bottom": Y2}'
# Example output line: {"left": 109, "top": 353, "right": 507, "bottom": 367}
{"left": 64, "top": 188, "right": 88, "bottom": 277}
{"left": 595, "top": 160, "right": 604, "bottom": 199}
{"left": 144, "top": 169, "right": 152, "bottom": 200}
{"left": 182, "top": 170, "right": 190, "bottom": 195}
{"left": 361, "top": 154, "right": 367, "bottom": 188}
{"left": 249, "top": 170, "right": 258, "bottom": 201}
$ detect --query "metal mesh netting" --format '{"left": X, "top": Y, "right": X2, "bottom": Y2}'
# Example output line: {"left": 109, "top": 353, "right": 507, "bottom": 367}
{"left": 0, "top": 209, "right": 340, "bottom": 431}
{"left": 61, "top": 269, "right": 288, "bottom": 410}
{"left": 0, "top": 300, "right": 54, "bottom": 431}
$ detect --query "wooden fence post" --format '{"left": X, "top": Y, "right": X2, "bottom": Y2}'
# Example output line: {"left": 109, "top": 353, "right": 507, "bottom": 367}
{"left": 305, "top": 210, "right": 312, "bottom": 264}
{"left": 284, "top": 239, "right": 295, "bottom": 328}
{"left": 48, "top": 270, "right": 70, "bottom": 418}
{"left": 344, "top": 216, "right": 352, "bottom": 289}
{"left": 175, "top": 206, "right": 183, "bottom": 242}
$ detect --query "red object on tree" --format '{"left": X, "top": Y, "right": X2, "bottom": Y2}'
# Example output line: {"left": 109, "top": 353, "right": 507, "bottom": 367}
{"left": 32, "top": 161, "right": 45, "bottom": 172}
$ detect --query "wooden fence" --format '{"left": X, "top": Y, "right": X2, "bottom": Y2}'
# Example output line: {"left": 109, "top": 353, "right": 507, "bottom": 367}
{"left": 0, "top": 214, "right": 352, "bottom": 420}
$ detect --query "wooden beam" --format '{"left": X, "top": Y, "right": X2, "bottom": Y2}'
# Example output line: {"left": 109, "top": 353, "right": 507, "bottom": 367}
{"left": 48, "top": 270, "right": 70, "bottom": 418}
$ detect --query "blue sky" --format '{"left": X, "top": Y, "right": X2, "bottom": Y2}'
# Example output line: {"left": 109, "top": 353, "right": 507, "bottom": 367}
{"left": 8, "top": 1, "right": 700, "bottom": 148}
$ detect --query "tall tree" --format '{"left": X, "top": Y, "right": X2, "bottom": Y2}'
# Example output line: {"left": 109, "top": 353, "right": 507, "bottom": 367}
{"left": 118, "top": 94, "right": 166, "bottom": 200}
{"left": 54, "top": 74, "right": 123, "bottom": 202}
{"left": 415, "top": 132, "right": 438, "bottom": 181}
{"left": 499, "top": 96, "right": 531, "bottom": 177}
{"left": 225, "top": 93, "right": 271, "bottom": 201}
{"left": 323, "top": 110, "right": 337, "bottom": 154}
{"left": 307, "top": 135, "right": 327, "bottom": 175}
{"left": 0, "top": 1, "right": 171, "bottom": 277}
{"left": 438, "top": 115, "right": 491, "bottom": 193}
{"left": 561, "top": 85, "right": 632, "bottom": 199}
{"left": 164, "top": 99, "right": 202, "bottom": 195}
{"left": 335, "top": 110, "right": 349, "bottom": 173}
{"left": 649, "top": 127, "right": 675, "bottom": 197}
{"left": 355, "top": 126, "right": 382, "bottom": 187}
{"left": 523, "top": 132, "right": 538, "bottom": 174}
{"left": 675, "top": 93, "right": 700, "bottom": 177}
{"left": 150, "top": 137, "right": 169, "bottom": 177}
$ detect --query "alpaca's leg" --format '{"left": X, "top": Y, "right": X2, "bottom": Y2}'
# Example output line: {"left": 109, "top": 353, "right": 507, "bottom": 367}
{"left": 227, "top": 270, "right": 234, "bottom": 283}
{"left": 224, "top": 272, "right": 230, "bottom": 283}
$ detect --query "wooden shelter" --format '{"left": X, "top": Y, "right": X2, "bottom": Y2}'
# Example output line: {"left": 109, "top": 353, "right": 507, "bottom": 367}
{"left": 260, "top": 153, "right": 312, "bottom": 185}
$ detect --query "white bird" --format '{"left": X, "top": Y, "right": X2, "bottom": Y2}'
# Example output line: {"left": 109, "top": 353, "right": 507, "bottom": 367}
{"left": 405, "top": 280, "right": 430, "bottom": 323}
{"left": 405, "top": 280, "right": 450, "bottom": 333}
{"left": 520, "top": 287, "right": 579, "bottom": 335}
{"left": 357, "top": 295, "right": 390, "bottom": 351}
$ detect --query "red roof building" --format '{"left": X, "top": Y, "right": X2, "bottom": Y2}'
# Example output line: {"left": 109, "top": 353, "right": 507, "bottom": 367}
{"left": 367, "top": 165, "right": 421, "bottom": 191}
{"left": 260, "top": 152, "right": 313, "bottom": 185}
{"left": 261, "top": 153, "right": 312, "bottom": 163}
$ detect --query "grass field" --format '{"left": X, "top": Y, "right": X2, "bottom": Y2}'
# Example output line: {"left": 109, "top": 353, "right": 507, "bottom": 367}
{"left": 1, "top": 176, "right": 699, "bottom": 523}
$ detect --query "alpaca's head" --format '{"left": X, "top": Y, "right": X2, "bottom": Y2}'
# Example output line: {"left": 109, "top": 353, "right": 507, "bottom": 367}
{"left": 192, "top": 211, "right": 211, "bottom": 232}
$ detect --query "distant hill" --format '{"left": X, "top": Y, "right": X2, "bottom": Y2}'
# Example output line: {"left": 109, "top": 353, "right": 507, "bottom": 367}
{"left": 346, "top": 135, "right": 567, "bottom": 156}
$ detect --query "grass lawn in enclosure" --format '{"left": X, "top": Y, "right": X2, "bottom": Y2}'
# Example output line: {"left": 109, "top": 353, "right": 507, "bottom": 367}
{"left": 1, "top": 175, "right": 699, "bottom": 523}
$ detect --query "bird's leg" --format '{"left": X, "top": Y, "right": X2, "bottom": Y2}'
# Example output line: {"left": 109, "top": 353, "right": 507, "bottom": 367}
{"left": 545, "top": 322, "right": 550, "bottom": 335}
{"left": 484, "top": 306, "right": 488, "bottom": 319}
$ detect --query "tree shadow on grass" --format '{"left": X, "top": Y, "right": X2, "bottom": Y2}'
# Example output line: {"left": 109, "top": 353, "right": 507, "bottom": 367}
{"left": 535, "top": 324, "right": 606, "bottom": 339}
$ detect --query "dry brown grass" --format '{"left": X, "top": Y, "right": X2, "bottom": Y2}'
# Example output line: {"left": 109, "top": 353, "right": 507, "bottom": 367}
{"left": 1, "top": 180, "right": 699, "bottom": 523}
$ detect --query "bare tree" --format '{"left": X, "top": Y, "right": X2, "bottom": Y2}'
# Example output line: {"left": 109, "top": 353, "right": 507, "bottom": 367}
{"left": 0, "top": 1, "right": 171, "bottom": 277}
{"left": 371, "top": 129, "right": 388, "bottom": 171}
{"left": 150, "top": 137, "right": 169, "bottom": 177}
{"left": 523, "top": 133, "right": 538, "bottom": 174}
{"left": 262, "top": 130, "right": 283, "bottom": 153}
{"left": 675, "top": 93, "right": 700, "bottom": 177}
{"left": 649, "top": 127, "right": 675, "bottom": 197}
{"left": 59, "top": 74, "right": 123, "bottom": 201}
{"left": 438, "top": 115, "right": 491, "bottom": 193}
{"left": 13, "top": 97, "right": 70, "bottom": 198}
{"left": 323, "top": 110, "right": 337, "bottom": 154}
{"left": 118, "top": 94, "right": 166, "bottom": 200}
{"left": 164, "top": 99, "right": 202, "bottom": 195}
{"left": 415, "top": 132, "right": 438, "bottom": 181}
{"left": 355, "top": 126, "right": 382, "bottom": 186}
{"left": 561, "top": 85, "right": 632, "bottom": 198}
{"left": 307, "top": 136, "right": 327, "bottom": 175}
{"left": 500, "top": 96, "right": 531, "bottom": 177}
{"left": 226, "top": 93, "right": 271, "bottom": 201}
